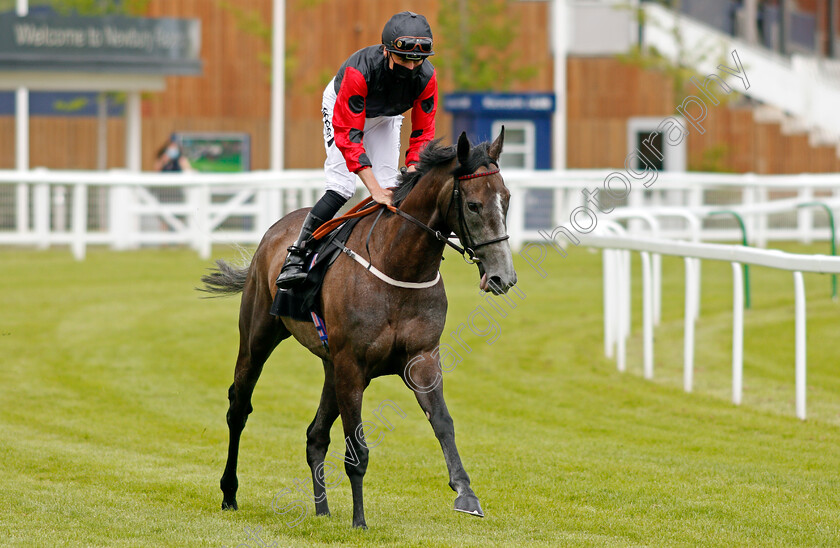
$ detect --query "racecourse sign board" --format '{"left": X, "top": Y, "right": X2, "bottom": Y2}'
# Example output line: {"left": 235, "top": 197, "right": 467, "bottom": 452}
{"left": 0, "top": 13, "right": 201, "bottom": 75}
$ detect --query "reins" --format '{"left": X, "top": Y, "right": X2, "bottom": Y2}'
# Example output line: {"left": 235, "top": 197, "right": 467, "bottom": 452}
{"left": 312, "top": 196, "right": 381, "bottom": 240}
{"left": 309, "top": 166, "right": 510, "bottom": 284}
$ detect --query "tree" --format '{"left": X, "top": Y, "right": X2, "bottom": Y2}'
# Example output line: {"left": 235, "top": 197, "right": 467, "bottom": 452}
{"left": 435, "top": 0, "right": 538, "bottom": 91}
{"left": 51, "top": 0, "right": 149, "bottom": 15}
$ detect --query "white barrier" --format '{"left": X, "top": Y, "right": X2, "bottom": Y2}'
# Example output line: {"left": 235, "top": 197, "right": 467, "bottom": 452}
{"left": 2, "top": 168, "right": 840, "bottom": 260}
{"left": 0, "top": 169, "right": 325, "bottom": 259}
{"left": 584, "top": 232, "right": 840, "bottom": 421}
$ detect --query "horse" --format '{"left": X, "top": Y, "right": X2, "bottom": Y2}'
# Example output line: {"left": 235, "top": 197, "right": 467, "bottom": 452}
{"left": 200, "top": 129, "right": 517, "bottom": 529}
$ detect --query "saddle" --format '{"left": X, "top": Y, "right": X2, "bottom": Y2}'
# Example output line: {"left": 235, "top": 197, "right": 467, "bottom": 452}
{"left": 269, "top": 215, "right": 364, "bottom": 322}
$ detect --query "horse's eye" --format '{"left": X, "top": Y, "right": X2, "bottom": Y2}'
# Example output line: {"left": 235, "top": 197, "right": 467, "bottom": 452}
{"left": 467, "top": 202, "right": 481, "bottom": 213}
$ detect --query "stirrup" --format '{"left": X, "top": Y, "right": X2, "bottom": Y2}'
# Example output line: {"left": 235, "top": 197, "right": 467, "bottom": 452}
{"left": 276, "top": 250, "right": 309, "bottom": 289}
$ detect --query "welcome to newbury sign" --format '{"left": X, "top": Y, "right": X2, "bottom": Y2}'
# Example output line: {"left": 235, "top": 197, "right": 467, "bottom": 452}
{"left": 0, "top": 13, "right": 201, "bottom": 75}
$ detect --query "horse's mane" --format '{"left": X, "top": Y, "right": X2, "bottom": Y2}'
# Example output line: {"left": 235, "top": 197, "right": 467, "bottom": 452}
{"left": 392, "top": 138, "right": 494, "bottom": 206}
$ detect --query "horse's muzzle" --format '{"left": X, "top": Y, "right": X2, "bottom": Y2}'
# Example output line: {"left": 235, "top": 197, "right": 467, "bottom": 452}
{"left": 479, "top": 271, "right": 517, "bottom": 294}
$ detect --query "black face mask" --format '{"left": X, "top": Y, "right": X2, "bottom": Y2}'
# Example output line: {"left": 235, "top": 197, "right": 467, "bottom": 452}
{"left": 389, "top": 57, "right": 421, "bottom": 81}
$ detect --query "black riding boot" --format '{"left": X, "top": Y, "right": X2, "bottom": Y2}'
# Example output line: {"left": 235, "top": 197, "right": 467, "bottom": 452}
{"left": 275, "top": 212, "right": 327, "bottom": 289}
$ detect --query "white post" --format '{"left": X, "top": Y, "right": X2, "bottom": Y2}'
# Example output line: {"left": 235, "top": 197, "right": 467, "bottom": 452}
{"left": 755, "top": 184, "right": 768, "bottom": 248}
{"left": 265, "top": 0, "right": 286, "bottom": 233}
{"left": 54, "top": 185, "right": 67, "bottom": 232}
{"left": 683, "top": 257, "right": 695, "bottom": 392}
{"left": 731, "top": 262, "right": 744, "bottom": 406}
{"left": 125, "top": 92, "right": 142, "bottom": 172}
{"left": 687, "top": 214, "right": 702, "bottom": 320}
{"left": 34, "top": 182, "right": 49, "bottom": 250}
{"left": 603, "top": 250, "right": 615, "bottom": 359}
{"left": 197, "top": 185, "right": 212, "bottom": 260}
{"left": 72, "top": 183, "right": 87, "bottom": 260}
{"left": 623, "top": 249, "right": 631, "bottom": 337}
{"left": 123, "top": 92, "right": 142, "bottom": 249}
{"left": 16, "top": 87, "right": 29, "bottom": 235}
{"left": 742, "top": 184, "right": 756, "bottom": 245}
{"left": 653, "top": 253, "right": 662, "bottom": 326}
{"left": 793, "top": 271, "right": 807, "bottom": 420}
{"left": 551, "top": 0, "right": 567, "bottom": 170}
{"left": 617, "top": 249, "right": 628, "bottom": 373}
{"left": 798, "top": 183, "right": 814, "bottom": 244}
{"left": 110, "top": 184, "right": 130, "bottom": 250}
{"left": 15, "top": 1, "right": 29, "bottom": 233}
{"left": 641, "top": 251, "right": 654, "bottom": 379}
{"left": 271, "top": 0, "right": 285, "bottom": 171}
{"left": 507, "top": 181, "right": 526, "bottom": 251}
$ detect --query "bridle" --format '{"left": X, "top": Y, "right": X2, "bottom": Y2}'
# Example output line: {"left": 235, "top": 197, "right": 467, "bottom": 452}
{"left": 388, "top": 165, "right": 510, "bottom": 264}
{"left": 312, "top": 164, "right": 511, "bottom": 285}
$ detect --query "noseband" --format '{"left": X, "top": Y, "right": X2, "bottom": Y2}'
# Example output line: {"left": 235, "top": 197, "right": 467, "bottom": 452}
{"left": 389, "top": 166, "right": 511, "bottom": 264}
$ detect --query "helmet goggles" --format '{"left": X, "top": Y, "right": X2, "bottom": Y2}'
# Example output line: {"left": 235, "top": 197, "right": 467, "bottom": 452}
{"left": 388, "top": 36, "right": 434, "bottom": 60}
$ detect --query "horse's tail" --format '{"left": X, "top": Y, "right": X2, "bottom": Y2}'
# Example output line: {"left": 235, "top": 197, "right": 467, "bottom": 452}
{"left": 199, "top": 258, "right": 250, "bottom": 296}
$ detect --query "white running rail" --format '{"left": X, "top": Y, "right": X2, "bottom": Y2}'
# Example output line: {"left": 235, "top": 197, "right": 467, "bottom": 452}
{"left": 1, "top": 168, "right": 840, "bottom": 259}
{"left": 584, "top": 232, "right": 840, "bottom": 421}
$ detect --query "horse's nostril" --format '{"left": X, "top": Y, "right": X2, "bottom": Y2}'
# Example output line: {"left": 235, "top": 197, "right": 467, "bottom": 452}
{"left": 489, "top": 276, "right": 503, "bottom": 290}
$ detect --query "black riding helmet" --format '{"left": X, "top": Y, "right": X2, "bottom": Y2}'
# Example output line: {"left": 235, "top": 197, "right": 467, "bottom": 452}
{"left": 382, "top": 11, "right": 435, "bottom": 61}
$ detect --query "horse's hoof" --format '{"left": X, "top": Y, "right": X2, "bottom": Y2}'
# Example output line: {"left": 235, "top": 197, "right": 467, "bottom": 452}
{"left": 454, "top": 495, "right": 484, "bottom": 517}
{"left": 221, "top": 499, "right": 238, "bottom": 511}
{"left": 315, "top": 509, "right": 331, "bottom": 517}
{"left": 352, "top": 520, "right": 368, "bottom": 529}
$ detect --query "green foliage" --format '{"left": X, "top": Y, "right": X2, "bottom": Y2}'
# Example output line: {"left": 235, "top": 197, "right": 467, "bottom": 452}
{"left": 435, "top": 0, "right": 538, "bottom": 91}
{"left": 616, "top": 2, "right": 735, "bottom": 103}
{"left": 691, "top": 143, "right": 733, "bottom": 172}
{"left": 217, "top": 0, "right": 270, "bottom": 43}
{"left": 52, "top": 0, "right": 149, "bottom": 16}
{"left": 53, "top": 96, "right": 90, "bottom": 111}
{"left": 215, "top": 0, "right": 308, "bottom": 86}
{"left": 0, "top": 0, "right": 149, "bottom": 16}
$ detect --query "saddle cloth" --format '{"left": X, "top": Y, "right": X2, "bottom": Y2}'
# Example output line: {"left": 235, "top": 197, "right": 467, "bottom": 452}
{"left": 269, "top": 216, "right": 363, "bottom": 322}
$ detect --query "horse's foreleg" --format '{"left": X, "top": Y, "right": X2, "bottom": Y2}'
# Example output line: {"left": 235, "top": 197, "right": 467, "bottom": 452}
{"left": 334, "top": 360, "right": 370, "bottom": 528}
{"left": 405, "top": 356, "right": 484, "bottom": 518}
{"left": 306, "top": 359, "right": 340, "bottom": 517}
{"left": 220, "top": 309, "right": 287, "bottom": 511}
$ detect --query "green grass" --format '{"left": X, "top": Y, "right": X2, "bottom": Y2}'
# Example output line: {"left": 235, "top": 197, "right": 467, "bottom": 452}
{"left": 1, "top": 243, "right": 839, "bottom": 547}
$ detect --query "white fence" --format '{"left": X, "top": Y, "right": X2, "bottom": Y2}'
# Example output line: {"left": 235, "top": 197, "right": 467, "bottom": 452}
{"left": 2, "top": 168, "right": 840, "bottom": 259}
{"left": 582, "top": 230, "right": 840, "bottom": 421}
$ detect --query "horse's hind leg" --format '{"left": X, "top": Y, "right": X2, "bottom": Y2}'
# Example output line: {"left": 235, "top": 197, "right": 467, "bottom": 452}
{"left": 305, "top": 358, "right": 340, "bottom": 517}
{"left": 404, "top": 353, "right": 484, "bottom": 517}
{"left": 221, "top": 308, "right": 289, "bottom": 510}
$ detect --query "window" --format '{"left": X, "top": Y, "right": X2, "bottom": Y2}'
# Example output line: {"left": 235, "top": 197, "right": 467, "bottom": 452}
{"left": 626, "top": 117, "right": 686, "bottom": 172}
{"left": 635, "top": 131, "right": 664, "bottom": 172}
{"left": 492, "top": 120, "right": 535, "bottom": 170}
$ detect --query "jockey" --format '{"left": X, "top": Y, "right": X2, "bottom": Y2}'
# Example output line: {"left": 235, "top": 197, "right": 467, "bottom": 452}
{"left": 275, "top": 11, "right": 438, "bottom": 289}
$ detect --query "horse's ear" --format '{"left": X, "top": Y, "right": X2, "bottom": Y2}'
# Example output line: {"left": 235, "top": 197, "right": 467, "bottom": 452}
{"left": 457, "top": 131, "right": 471, "bottom": 166}
{"left": 489, "top": 125, "right": 505, "bottom": 162}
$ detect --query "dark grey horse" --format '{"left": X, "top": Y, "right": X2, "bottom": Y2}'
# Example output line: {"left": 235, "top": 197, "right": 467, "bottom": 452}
{"left": 201, "top": 130, "right": 516, "bottom": 528}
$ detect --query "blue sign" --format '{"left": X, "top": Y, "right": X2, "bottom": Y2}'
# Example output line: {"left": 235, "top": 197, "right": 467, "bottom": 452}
{"left": 444, "top": 93, "right": 555, "bottom": 113}
{"left": 443, "top": 92, "right": 556, "bottom": 169}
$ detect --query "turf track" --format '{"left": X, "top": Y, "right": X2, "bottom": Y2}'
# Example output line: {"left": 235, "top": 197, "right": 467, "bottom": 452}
{"left": 1, "top": 243, "right": 839, "bottom": 546}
